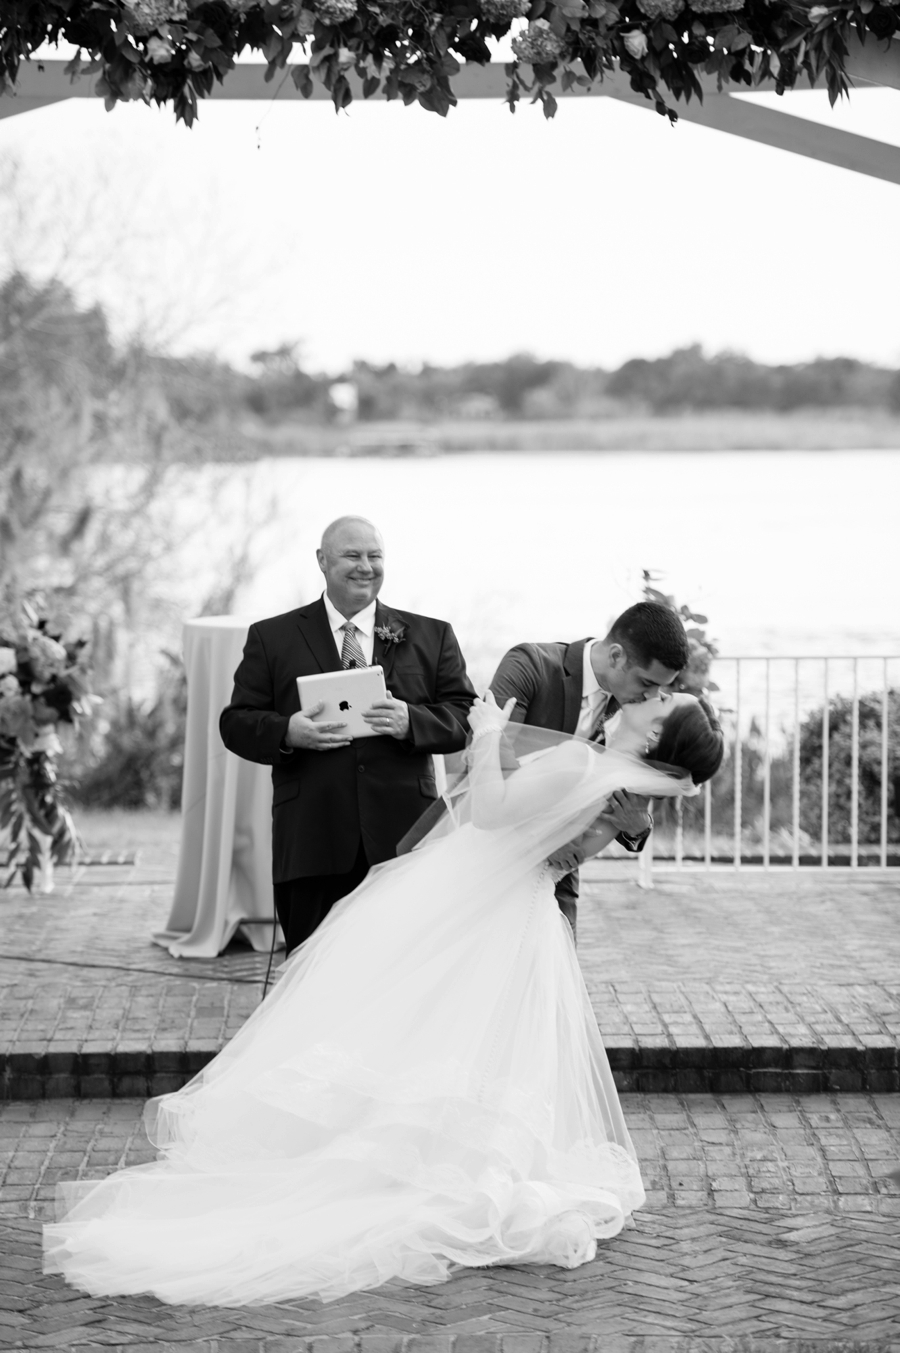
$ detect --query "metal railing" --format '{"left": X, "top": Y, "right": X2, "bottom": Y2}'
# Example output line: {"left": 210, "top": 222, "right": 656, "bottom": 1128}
{"left": 638, "top": 655, "right": 898, "bottom": 885}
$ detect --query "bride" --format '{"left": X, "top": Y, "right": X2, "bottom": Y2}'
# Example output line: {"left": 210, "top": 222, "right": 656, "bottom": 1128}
{"left": 44, "top": 688, "right": 723, "bottom": 1306}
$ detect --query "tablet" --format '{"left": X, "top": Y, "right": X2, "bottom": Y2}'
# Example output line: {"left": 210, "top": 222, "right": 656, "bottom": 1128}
{"left": 296, "top": 665, "right": 387, "bottom": 740}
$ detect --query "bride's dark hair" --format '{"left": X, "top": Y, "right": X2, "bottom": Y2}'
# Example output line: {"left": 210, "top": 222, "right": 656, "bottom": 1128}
{"left": 652, "top": 696, "right": 724, "bottom": 786}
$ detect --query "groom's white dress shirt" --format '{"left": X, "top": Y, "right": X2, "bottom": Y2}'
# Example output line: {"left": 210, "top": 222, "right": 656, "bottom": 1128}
{"left": 323, "top": 592, "right": 376, "bottom": 666}
{"left": 576, "top": 640, "right": 613, "bottom": 740}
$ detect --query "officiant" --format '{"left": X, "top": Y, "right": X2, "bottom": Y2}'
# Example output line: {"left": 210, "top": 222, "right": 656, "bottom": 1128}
{"left": 220, "top": 516, "right": 475, "bottom": 954}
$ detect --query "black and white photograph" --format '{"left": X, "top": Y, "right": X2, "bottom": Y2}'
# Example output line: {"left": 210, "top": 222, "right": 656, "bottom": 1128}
{"left": 1, "top": 4, "right": 899, "bottom": 1346}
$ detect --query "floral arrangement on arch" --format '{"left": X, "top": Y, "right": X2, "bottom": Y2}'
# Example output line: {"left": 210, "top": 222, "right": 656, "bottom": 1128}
{"left": 1, "top": 0, "right": 897, "bottom": 124}
{"left": 0, "top": 598, "right": 93, "bottom": 892}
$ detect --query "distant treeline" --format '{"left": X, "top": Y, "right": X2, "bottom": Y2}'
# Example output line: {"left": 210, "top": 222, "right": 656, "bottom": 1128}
{"left": 160, "top": 341, "right": 900, "bottom": 425}
{"left": 4, "top": 273, "right": 900, "bottom": 439}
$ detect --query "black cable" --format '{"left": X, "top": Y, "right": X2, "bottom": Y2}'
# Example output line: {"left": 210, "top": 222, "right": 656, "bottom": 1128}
{"left": 261, "top": 910, "right": 279, "bottom": 1000}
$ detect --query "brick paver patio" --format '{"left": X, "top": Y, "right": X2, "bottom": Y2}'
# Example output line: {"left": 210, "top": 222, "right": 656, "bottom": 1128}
{"left": 1, "top": 846, "right": 898, "bottom": 1095}
{"left": 1, "top": 1094, "right": 899, "bottom": 1346}
{"left": 2, "top": 820, "right": 899, "bottom": 1346}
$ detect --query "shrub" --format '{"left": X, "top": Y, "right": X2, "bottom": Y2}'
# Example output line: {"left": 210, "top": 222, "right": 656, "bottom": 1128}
{"left": 798, "top": 689, "right": 900, "bottom": 845}
{"left": 66, "top": 654, "right": 186, "bottom": 811}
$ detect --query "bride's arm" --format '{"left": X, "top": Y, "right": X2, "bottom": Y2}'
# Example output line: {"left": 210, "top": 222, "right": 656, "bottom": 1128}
{"left": 467, "top": 726, "right": 514, "bottom": 828}
{"left": 571, "top": 817, "right": 618, "bottom": 860}
{"left": 546, "top": 810, "right": 621, "bottom": 874}
{"left": 467, "top": 695, "right": 588, "bottom": 830}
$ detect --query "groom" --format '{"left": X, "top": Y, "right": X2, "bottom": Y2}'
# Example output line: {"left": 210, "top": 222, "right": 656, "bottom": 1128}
{"left": 490, "top": 601, "right": 690, "bottom": 937}
{"left": 220, "top": 516, "right": 475, "bottom": 953}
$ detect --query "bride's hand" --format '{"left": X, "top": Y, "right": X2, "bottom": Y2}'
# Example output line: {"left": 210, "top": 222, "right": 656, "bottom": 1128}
{"left": 468, "top": 690, "right": 516, "bottom": 738}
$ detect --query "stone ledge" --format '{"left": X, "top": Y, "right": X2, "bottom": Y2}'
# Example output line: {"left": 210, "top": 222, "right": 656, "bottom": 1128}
{"left": 3, "top": 1045, "right": 898, "bottom": 1100}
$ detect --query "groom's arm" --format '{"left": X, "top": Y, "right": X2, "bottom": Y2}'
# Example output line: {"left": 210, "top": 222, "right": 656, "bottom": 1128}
{"left": 489, "top": 644, "right": 540, "bottom": 724}
{"left": 602, "top": 791, "right": 652, "bottom": 853}
{"left": 549, "top": 797, "right": 650, "bottom": 872}
{"left": 492, "top": 646, "right": 651, "bottom": 852}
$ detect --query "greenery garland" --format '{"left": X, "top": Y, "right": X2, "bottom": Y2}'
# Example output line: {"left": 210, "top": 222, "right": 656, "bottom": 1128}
{"left": 641, "top": 569, "right": 719, "bottom": 700}
{"left": 0, "top": 0, "right": 897, "bottom": 124}
{"left": 0, "top": 597, "right": 92, "bottom": 891}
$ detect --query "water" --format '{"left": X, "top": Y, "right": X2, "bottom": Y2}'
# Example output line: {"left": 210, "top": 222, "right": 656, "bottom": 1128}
{"left": 208, "top": 449, "right": 898, "bottom": 704}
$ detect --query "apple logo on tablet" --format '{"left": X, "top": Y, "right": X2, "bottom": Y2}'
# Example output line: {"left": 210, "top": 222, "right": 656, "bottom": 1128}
{"left": 339, "top": 701, "right": 351, "bottom": 712}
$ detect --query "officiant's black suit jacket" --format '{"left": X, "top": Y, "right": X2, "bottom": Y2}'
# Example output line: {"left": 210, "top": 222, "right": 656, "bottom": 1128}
{"left": 220, "top": 599, "right": 475, "bottom": 884}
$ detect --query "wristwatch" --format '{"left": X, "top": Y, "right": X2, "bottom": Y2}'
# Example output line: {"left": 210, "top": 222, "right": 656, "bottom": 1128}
{"left": 616, "top": 814, "right": 653, "bottom": 853}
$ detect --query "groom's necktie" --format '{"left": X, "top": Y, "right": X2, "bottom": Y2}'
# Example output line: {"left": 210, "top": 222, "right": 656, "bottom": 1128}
{"left": 340, "top": 622, "right": 367, "bottom": 670}
{"left": 589, "top": 695, "right": 620, "bottom": 746}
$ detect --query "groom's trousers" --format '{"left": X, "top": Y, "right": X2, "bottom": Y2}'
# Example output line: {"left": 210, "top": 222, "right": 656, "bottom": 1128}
{"left": 273, "top": 840, "right": 370, "bottom": 955}
{"left": 555, "top": 874, "right": 578, "bottom": 943}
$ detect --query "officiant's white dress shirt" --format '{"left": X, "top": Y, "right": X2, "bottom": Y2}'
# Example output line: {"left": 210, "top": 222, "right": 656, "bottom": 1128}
{"left": 322, "top": 592, "right": 376, "bottom": 665}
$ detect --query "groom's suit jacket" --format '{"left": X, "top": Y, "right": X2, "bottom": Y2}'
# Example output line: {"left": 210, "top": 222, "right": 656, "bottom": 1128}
{"left": 490, "top": 638, "right": 593, "bottom": 735}
{"left": 489, "top": 638, "right": 649, "bottom": 913}
{"left": 219, "top": 598, "right": 475, "bottom": 884}
{"left": 398, "top": 638, "right": 648, "bottom": 878}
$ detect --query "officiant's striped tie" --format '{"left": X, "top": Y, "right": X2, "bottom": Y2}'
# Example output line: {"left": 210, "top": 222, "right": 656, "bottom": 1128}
{"left": 340, "top": 621, "right": 367, "bottom": 669}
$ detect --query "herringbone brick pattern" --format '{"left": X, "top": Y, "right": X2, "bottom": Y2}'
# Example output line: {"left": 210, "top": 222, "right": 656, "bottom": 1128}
{"left": 3, "top": 1204, "right": 900, "bottom": 1344}
{"left": 2, "top": 1094, "right": 899, "bottom": 1345}
{"left": 3, "top": 1094, "right": 899, "bottom": 1219}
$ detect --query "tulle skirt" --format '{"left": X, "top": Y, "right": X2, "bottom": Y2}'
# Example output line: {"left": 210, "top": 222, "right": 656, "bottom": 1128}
{"left": 43, "top": 824, "right": 644, "bottom": 1305}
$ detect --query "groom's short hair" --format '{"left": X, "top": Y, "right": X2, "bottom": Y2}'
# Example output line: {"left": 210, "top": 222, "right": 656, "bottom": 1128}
{"left": 606, "top": 602, "right": 690, "bottom": 673}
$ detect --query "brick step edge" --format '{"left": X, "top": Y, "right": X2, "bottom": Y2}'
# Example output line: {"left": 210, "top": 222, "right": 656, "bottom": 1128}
{"left": 9, "top": 1337, "right": 894, "bottom": 1353}
{"left": 2, "top": 1045, "right": 899, "bottom": 1099}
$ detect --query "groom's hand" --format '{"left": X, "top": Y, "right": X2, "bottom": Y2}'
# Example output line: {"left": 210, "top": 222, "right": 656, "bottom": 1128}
{"left": 547, "top": 843, "right": 586, "bottom": 875}
{"left": 285, "top": 703, "right": 352, "bottom": 751}
{"left": 598, "top": 790, "right": 651, "bottom": 837}
{"left": 362, "top": 691, "right": 410, "bottom": 739}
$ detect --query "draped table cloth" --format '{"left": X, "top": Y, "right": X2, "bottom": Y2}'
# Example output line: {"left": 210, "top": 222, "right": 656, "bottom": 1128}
{"left": 154, "top": 616, "right": 279, "bottom": 958}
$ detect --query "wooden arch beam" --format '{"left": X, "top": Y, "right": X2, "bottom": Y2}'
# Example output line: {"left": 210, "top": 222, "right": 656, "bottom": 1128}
{"left": 2, "top": 36, "right": 899, "bottom": 184}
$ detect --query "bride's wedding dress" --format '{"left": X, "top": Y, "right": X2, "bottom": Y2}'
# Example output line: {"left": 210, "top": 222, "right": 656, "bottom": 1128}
{"left": 44, "top": 727, "right": 688, "bottom": 1307}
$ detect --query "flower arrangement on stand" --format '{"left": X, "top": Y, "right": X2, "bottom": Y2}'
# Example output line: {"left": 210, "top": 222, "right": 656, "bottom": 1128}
{"left": 0, "top": 1, "right": 897, "bottom": 126}
{"left": 0, "top": 600, "right": 93, "bottom": 893}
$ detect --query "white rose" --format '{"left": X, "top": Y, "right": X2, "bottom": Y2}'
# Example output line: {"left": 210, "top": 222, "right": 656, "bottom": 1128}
{"left": 807, "top": 5, "right": 831, "bottom": 17}
{"left": 0, "top": 647, "right": 16, "bottom": 675}
{"left": 29, "top": 634, "right": 68, "bottom": 683}
{"left": 32, "top": 727, "right": 63, "bottom": 757}
{"left": 146, "top": 35, "right": 176, "bottom": 62}
{"left": 623, "top": 30, "right": 649, "bottom": 59}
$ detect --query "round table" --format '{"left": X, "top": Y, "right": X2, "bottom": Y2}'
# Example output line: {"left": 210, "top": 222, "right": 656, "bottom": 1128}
{"left": 153, "top": 616, "right": 280, "bottom": 958}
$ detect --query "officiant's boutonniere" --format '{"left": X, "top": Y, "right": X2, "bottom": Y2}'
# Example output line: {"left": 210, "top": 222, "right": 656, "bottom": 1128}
{"left": 375, "top": 622, "right": 407, "bottom": 646}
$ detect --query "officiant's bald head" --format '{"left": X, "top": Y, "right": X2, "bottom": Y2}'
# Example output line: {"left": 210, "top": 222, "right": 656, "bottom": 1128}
{"left": 317, "top": 517, "right": 385, "bottom": 619}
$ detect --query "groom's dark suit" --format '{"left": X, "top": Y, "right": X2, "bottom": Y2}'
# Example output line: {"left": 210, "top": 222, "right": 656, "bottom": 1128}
{"left": 220, "top": 598, "right": 474, "bottom": 950}
{"left": 490, "top": 639, "right": 649, "bottom": 934}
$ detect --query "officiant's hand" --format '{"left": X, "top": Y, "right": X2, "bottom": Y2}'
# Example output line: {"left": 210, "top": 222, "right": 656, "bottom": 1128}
{"left": 363, "top": 691, "right": 410, "bottom": 739}
{"left": 598, "top": 790, "right": 651, "bottom": 837}
{"left": 285, "top": 703, "right": 352, "bottom": 751}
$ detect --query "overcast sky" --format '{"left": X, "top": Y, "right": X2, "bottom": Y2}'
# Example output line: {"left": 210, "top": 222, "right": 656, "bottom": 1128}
{"left": 2, "top": 66, "right": 899, "bottom": 373}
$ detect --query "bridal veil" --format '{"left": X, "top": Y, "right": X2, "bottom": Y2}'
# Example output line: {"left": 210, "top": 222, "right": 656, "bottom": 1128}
{"left": 44, "top": 730, "right": 690, "bottom": 1305}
